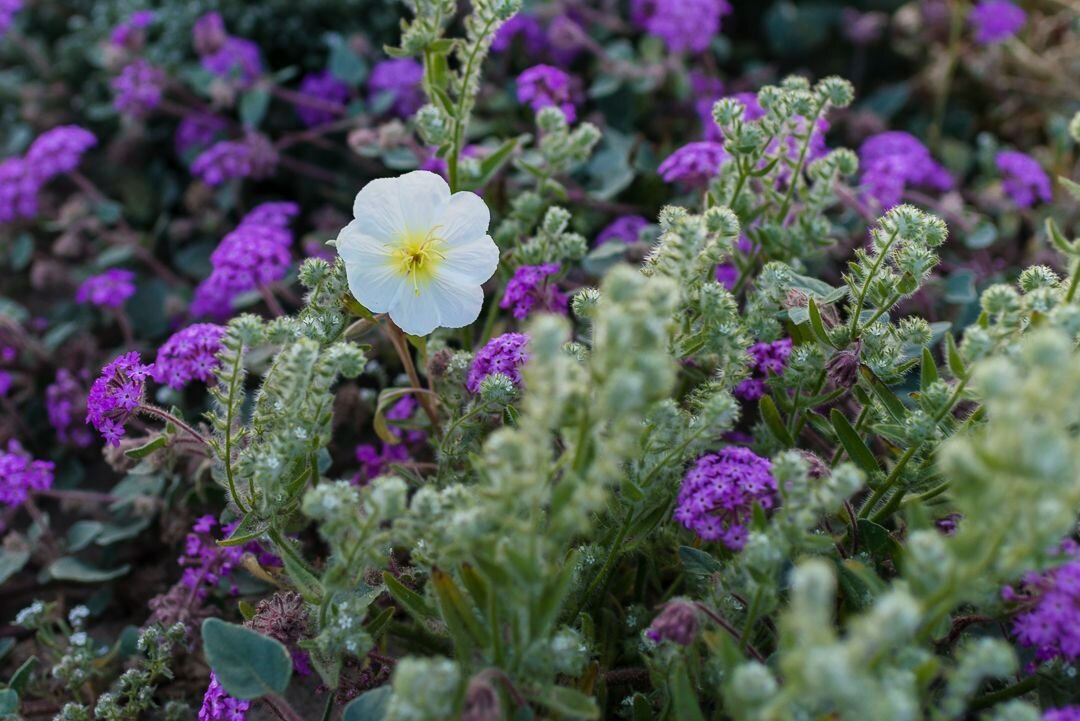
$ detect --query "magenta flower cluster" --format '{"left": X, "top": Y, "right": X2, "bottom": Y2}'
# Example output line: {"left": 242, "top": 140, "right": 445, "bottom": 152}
{"left": 969, "top": 0, "right": 1026, "bottom": 45}
{"left": 86, "top": 351, "right": 151, "bottom": 446}
{"left": 674, "top": 446, "right": 778, "bottom": 550}
{"left": 0, "top": 0, "right": 21, "bottom": 37}
{"left": 1, "top": 125, "right": 96, "bottom": 223}
{"left": 467, "top": 332, "right": 530, "bottom": 394}
{"left": 191, "top": 202, "right": 298, "bottom": 319}
{"left": 1005, "top": 548, "right": 1080, "bottom": 663}
{"left": 492, "top": 13, "right": 547, "bottom": 55}
{"left": 735, "top": 338, "right": 793, "bottom": 401}
{"left": 859, "top": 131, "right": 953, "bottom": 210}
{"left": 500, "top": 263, "right": 568, "bottom": 320}
{"left": 75, "top": 269, "right": 136, "bottom": 309}
{"left": 152, "top": 323, "right": 226, "bottom": 390}
{"left": 0, "top": 440, "right": 53, "bottom": 509}
{"left": 191, "top": 133, "right": 278, "bottom": 186}
{"left": 46, "top": 369, "right": 92, "bottom": 448}
{"left": 112, "top": 58, "right": 167, "bottom": 119}
{"left": 198, "top": 671, "right": 251, "bottom": 721}
{"left": 596, "top": 214, "right": 649, "bottom": 245}
{"left": 658, "top": 142, "right": 727, "bottom": 187}
{"left": 355, "top": 395, "right": 426, "bottom": 482}
{"left": 516, "top": 65, "right": 577, "bottom": 122}
{"left": 110, "top": 9, "right": 154, "bottom": 48}
{"left": 181, "top": 515, "right": 246, "bottom": 599}
{"left": 296, "top": 70, "right": 351, "bottom": 127}
{"left": 631, "top": 0, "right": 733, "bottom": 53}
{"left": 195, "top": 13, "right": 263, "bottom": 90}
{"left": 996, "top": 150, "right": 1052, "bottom": 208}
{"left": 175, "top": 113, "right": 227, "bottom": 157}
{"left": 1045, "top": 709, "right": 1080, "bottom": 721}
{"left": 367, "top": 58, "right": 424, "bottom": 118}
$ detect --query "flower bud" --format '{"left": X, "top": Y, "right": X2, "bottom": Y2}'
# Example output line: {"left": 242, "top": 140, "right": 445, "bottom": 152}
{"left": 645, "top": 599, "right": 699, "bottom": 646}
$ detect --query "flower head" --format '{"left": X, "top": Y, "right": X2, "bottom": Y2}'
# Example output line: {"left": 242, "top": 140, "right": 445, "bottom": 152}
{"left": 153, "top": 323, "right": 226, "bottom": 389}
{"left": 295, "top": 70, "right": 350, "bottom": 127}
{"left": 596, "top": 215, "right": 650, "bottom": 245}
{"left": 110, "top": 10, "right": 154, "bottom": 48}
{"left": 76, "top": 269, "right": 136, "bottom": 309}
{"left": 858, "top": 131, "right": 952, "bottom": 209}
{"left": 969, "top": 0, "right": 1025, "bottom": 44}
{"left": 500, "top": 263, "right": 567, "bottom": 320}
{"left": 46, "top": 369, "right": 92, "bottom": 447}
{"left": 1045, "top": 708, "right": 1080, "bottom": 721}
{"left": 1006, "top": 551, "right": 1080, "bottom": 663}
{"left": 199, "top": 671, "right": 251, "bottom": 721}
{"left": 516, "top": 65, "right": 576, "bottom": 122}
{"left": 0, "top": 157, "right": 40, "bottom": 223}
{"left": 646, "top": 600, "right": 700, "bottom": 645}
{"left": 337, "top": 171, "right": 499, "bottom": 336}
{"left": 25, "top": 125, "right": 97, "bottom": 180}
{"left": 112, "top": 59, "right": 166, "bottom": 118}
{"left": 631, "top": 0, "right": 733, "bottom": 53}
{"left": 86, "top": 351, "right": 151, "bottom": 446}
{"left": 0, "top": 440, "right": 54, "bottom": 509}
{"left": 658, "top": 141, "right": 727, "bottom": 187}
{"left": 467, "top": 332, "right": 529, "bottom": 394}
{"left": 367, "top": 58, "right": 424, "bottom": 118}
{"left": 192, "top": 12, "right": 227, "bottom": 56}
{"left": 674, "top": 447, "right": 777, "bottom": 550}
{"left": 996, "top": 150, "right": 1051, "bottom": 208}
{"left": 735, "top": 338, "right": 792, "bottom": 401}
{"left": 492, "top": 13, "right": 547, "bottom": 54}
{"left": 191, "top": 133, "right": 278, "bottom": 186}
{"left": 176, "top": 113, "right": 227, "bottom": 157}
{"left": 201, "top": 37, "right": 263, "bottom": 89}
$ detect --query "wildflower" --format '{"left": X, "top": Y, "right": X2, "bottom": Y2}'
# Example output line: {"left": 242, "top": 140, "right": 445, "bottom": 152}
{"left": 996, "top": 150, "right": 1052, "bottom": 208}
{"left": 467, "top": 332, "right": 529, "bottom": 394}
{"left": 336, "top": 170, "right": 499, "bottom": 336}
{"left": 646, "top": 600, "right": 700, "bottom": 645}
{"left": 295, "top": 71, "right": 350, "bottom": 127}
{"left": 492, "top": 13, "right": 547, "bottom": 54}
{"left": 198, "top": 672, "right": 251, "bottom": 721}
{"left": 0, "top": 440, "right": 54, "bottom": 509}
{"left": 75, "top": 269, "right": 136, "bottom": 309}
{"left": 631, "top": 0, "right": 733, "bottom": 53}
{"left": 112, "top": 59, "right": 167, "bottom": 118}
{"left": 192, "top": 12, "right": 227, "bottom": 56}
{"left": 86, "top": 351, "right": 152, "bottom": 446}
{"left": 969, "top": 0, "right": 1025, "bottom": 45}
{"left": 461, "top": 675, "right": 501, "bottom": 721}
{"left": 0, "top": 157, "right": 40, "bottom": 223}
{"left": 192, "top": 202, "right": 298, "bottom": 319}
{"left": 1006, "top": 550, "right": 1080, "bottom": 664}
{"left": 46, "top": 369, "right": 93, "bottom": 447}
{"left": 674, "top": 446, "right": 778, "bottom": 550}
{"left": 596, "top": 214, "right": 649, "bottom": 245}
{"left": 201, "top": 37, "right": 263, "bottom": 89}
{"left": 731, "top": 92, "right": 766, "bottom": 121}
{"left": 247, "top": 592, "right": 312, "bottom": 676}
{"left": 516, "top": 65, "right": 577, "bottom": 122}
{"left": 658, "top": 141, "right": 727, "bottom": 187}
{"left": 500, "top": 263, "right": 568, "bottom": 320}
{"left": 858, "top": 131, "right": 952, "bottom": 209}
{"left": 110, "top": 9, "right": 154, "bottom": 48}
{"left": 152, "top": 323, "right": 226, "bottom": 389}
{"left": 0, "top": 0, "right": 21, "bottom": 38}
{"left": 191, "top": 133, "right": 278, "bottom": 186}
{"left": 735, "top": 338, "right": 792, "bottom": 401}
{"left": 182, "top": 516, "right": 246, "bottom": 599}
{"left": 1045, "top": 708, "right": 1080, "bottom": 721}
{"left": 825, "top": 343, "right": 861, "bottom": 388}
{"left": 355, "top": 442, "right": 410, "bottom": 483}
{"left": 25, "top": 125, "right": 97, "bottom": 180}
{"left": 367, "top": 58, "right": 424, "bottom": 118}
{"left": 176, "top": 113, "right": 227, "bottom": 157}
{"left": 715, "top": 263, "right": 738, "bottom": 290}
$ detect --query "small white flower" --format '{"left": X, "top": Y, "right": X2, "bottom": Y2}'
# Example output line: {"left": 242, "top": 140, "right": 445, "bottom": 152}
{"left": 336, "top": 170, "right": 499, "bottom": 336}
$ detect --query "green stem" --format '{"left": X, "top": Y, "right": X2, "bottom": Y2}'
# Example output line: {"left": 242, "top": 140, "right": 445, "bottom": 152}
{"left": 849, "top": 230, "right": 899, "bottom": 338}
{"left": 448, "top": 17, "right": 497, "bottom": 192}
{"left": 738, "top": 586, "right": 764, "bottom": 650}
{"left": 222, "top": 350, "right": 250, "bottom": 514}
{"left": 1065, "top": 257, "right": 1080, "bottom": 303}
{"left": 775, "top": 99, "right": 827, "bottom": 223}
{"left": 859, "top": 445, "right": 917, "bottom": 519}
{"left": 577, "top": 508, "right": 634, "bottom": 613}
{"left": 968, "top": 673, "right": 1039, "bottom": 711}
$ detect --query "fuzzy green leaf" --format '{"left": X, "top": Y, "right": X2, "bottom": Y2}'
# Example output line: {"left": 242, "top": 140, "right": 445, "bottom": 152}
{"left": 201, "top": 618, "right": 292, "bottom": 700}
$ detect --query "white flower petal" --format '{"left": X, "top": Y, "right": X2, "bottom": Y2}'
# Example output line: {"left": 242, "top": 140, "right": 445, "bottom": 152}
{"left": 338, "top": 221, "right": 404, "bottom": 313}
{"left": 426, "top": 277, "right": 484, "bottom": 329}
{"left": 394, "top": 170, "right": 451, "bottom": 236}
{"left": 351, "top": 178, "right": 410, "bottom": 240}
{"left": 437, "top": 191, "right": 491, "bottom": 246}
{"left": 389, "top": 287, "right": 443, "bottom": 336}
{"left": 439, "top": 236, "right": 500, "bottom": 286}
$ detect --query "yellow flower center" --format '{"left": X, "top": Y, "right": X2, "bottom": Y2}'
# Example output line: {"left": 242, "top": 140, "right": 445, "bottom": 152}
{"left": 389, "top": 226, "right": 446, "bottom": 294}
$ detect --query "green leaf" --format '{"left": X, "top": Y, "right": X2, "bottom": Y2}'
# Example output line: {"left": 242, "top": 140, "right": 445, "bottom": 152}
{"left": 124, "top": 435, "right": 167, "bottom": 460}
{"left": 1046, "top": 218, "right": 1077, "bottom": 255}
{"left": 0, "top": 548, "right": 30, "bottom": 585}
{"left": 855, "top": 520, "right": 901, "bottom": 562}
{"left": 944, "top": 333, "right": 966, "bottom": 380}
{"left": 329, "top": 41, "right": 368, "bottom": 85}
{"left": 807, "top": 297, "right": 834, "bottom": 347}
{"left": 239, "top": 87, "right": 271, "bottom": 128}
{"left": 66, "top": 521, "right": 105, "bottom": 552}
{"left": 201, "top": 618, "right": 292, "bottom": 700}
{"left": 530, "top": 686, "right": 600, "bottom": 720}
{"left": 669, "top": 661, "right": 706, "bottom": 721}
{"left": 860, "top": 368, "right": 908, "bottom": 422}
{"left": 830, "top": 409, "right": 880, "bottom": 476}
{"left": 964, "top": 222, "right": 997, "bottom": 250}
{"left": 219, "top": 514, "right": 269, "bottom": 547}
{"left": 787, "top": 271, "right": 839, "bottom": 300}
{"left": 758, "top": 395, "right": 794, "bottom": 447}
{"left": 836, "top": 559, "right": 885, "bottom": 612}
{"left": 1060, "top": 176, "right": 1080, "bottom": 203}
{"left": 431, "top": 567, "right": 488, "bottom": 653}
{"left": 342, "top": 686, "right": 391, "bottom": 721}
{"left": 373, "top": 388, "right": 420, "bottom": 445}
{"left": 919, "top": 347, "right": 939, "bottom": 391}
{"left": 0, "top": 688, "right": 17, "bottom": 716}
{"left": 47, "top": 557, "right": 130, "bottom": 583}
{"left": 8, "top": 656, "right": 36, "bottom": 693}
{"left": 383, "top": 571, "right": 437, "bottom": 622}
{"left": 470, "top": 136, "right": 522, "bottom": 190}
{"left": 679, "top": 546, "right": 722, "bottom": 577}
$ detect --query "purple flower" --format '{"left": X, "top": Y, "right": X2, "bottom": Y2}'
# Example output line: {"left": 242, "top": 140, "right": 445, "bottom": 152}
{"left": 500, "top": 263, "right": 568, "bottom": 320}
{"left": 110, "top": 9, "right": 154, "bottom": 47}
{"left": 191, "top": 202, "right": 298, "bottom": 319}
{"left": 467, "top": 332, "right": 530, "bottom": 394}
{"left": 547, "top": 15, "right": 587, "bottom": 65}
{"left": 367, "top": 58, "right": 424, "bottom": 118}
{"left": 631, "top": 0, "right": 733, "bottom": 53}
{"left": 1045, "top": 708, "right": 1080, "bottom": 721}
{"left": 191, "top": 133, "right": 278, "bottom": 186}
{"left": 182, "top": 516, "right": 247, "bottom": 599}
{"left": 996, "top": 150, "right": 1052, "bottom": 208}
{"left": 674, "top": 447, "right": 777, "bottom": 550}
{"left": 858, "top": 131, "right": 952, "bottom": 210}
{"left": 646, "top": 600, "right": 700, "bottom": 645}
{"left": 0, "top": 370, "right": 10, "bottom": 397}
{"left": 0, "top": 440, "right": 53, "bottom": 509}
{"left": 0, "top": 157, "right": 40, "bottom": 223}
{"left": 76, "top": 269, "right": 136, "bottom": 309}
{"left": 354, "top": 442, "right": 410, "bottom": 483}
{"left": 201, "top": 37, "right": 263, "bottom": 89}
{"left": 153, "top": 323, "right": 226, "bottom": 389}
{"left": 295, "top": 71, "right": 350, "bottom": 127}
{"left": 596, "top": 215, "right": 650, "bottom": 245}
{"left": 735, "top": 338, "right": 792, "bottom": 401}
{"left": 112, "top": 59, "right": 166, "bottom": 119}
{"left": 46, "top": 369, "right": 93, "bottom": 447}
{"left": 199, "top": 672, "right": 251, "bottom": 721}
{"left": 1006, "top": 551, "right": 1080, "bottom": 664}
{"left": 658, "top": 141, "right": 727, "bottom": 187}
{"left": 969, "top": 0, "right": 1025, "bottom": 44}
{"left": 176, "top": 113, "right": 227, "bottom": 157}
{"left": 516, "top": 65, "right": 576, "bottom": 122}
{"left": 86, "top": 351, "right": 151, "bottom": 446}
{"left": 192, "top": 12, "right": 227, "bottom": 56}
{"left": 715, "top": 263, "right": 738, "bottom": 290}
{"left": 0, "top": 0, "right": 22, "bottom": 38}
{"left": 25, "top": 125, "right": 97, "bottom": 181}
{"left": 493, "top": 13, "right": 547, "bottom": 54}
{"left": 691, "top": 72, "right": 726, "bottom": 142}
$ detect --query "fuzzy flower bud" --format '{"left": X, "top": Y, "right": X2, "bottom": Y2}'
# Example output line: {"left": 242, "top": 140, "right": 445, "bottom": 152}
{"left": 646, "top": 599, "right": 700, "bottom": 646}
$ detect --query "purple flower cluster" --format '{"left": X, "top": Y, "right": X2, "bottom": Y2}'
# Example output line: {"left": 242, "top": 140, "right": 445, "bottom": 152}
{"left": 1, "top": 125, "right": 97, "bottom": 222}
{"left": 176, "top": 113, "right": 227, "bottom": 157}
{"left": 86, "top": 351, "right": 151, "bottom": 446}
{"left": 596, "top": 215, "right": 650, "bottom": 245}
{"left": 354, "top": 395, "right": 425, "bottom": 483}
{"left": 969, "top": 0, "right": 1026, "bottom": 45}
{"left": 1005, "top": 548, "right": 1080, "bottom": 663}
{"left": 112, "top": 59, "right": 166, "bottom": 118}
{"left": 858, "top": 131, "right": 953, "bottom": 210}
{"left": 198, "top": 671, "right": 251, "bottom": 721}
{"left": 110, "top": 9, "right": 154, "bottom": 48}
{"left": 191, "top": 133, "right": 278, "bottom": 186}
{"left": 516, "top": 65, "right": 577, "bottom": 122}
{"left": 191, "top": 202, "right": 298, "bottom": 319}
{"left": 152, "top": 323, "right": 226, "bottom": 390}
{"left": 674, "top": 447, "right": 777, "bottom": 550}
{"left": 46, "top": 369, "right": 92, "bottom": 448}
{"left": 181, "top": 515, "right": 246, "bottom": 599}
{"left": 1045, "top": 709, "right": 1080, "bottom": 721}
{"left": 295, "top": 71, "right": 350, "bottom": 127}
{"left": 75, "top": 269, "right": 136, "bottom": 309}
{"left": 996, "top": 150, "right": 1052, "bottom": 208}
{"left": 658, "top": 142, "right": 727, "bottom": 187}
{"left": 735, "top": 338, "right": 793, "bottom": 401}
{"left": 692, "top": 72, "right": 726, "bottom": 142}
{"left": 0, "top": 157, "right": 40, "bottom": 223}
{"left": 367, "top": 58, "right": 424, "bottom": 118}
{"left": 493, "top": 13, "right": 547, "bottom": 55}
{"left": 631, "top": 0, "right": 733, "bottom": 53}
{"left": 0, "top": 440, "right": 53, "bottom": 509}
{"left": 467, "top": 332, "right": 530, "bottom": 394}
{"left": 0, "top": 0, "right": 21, "bottom": 38}
{"left": 646, "top": 600, "right": 699, "bottom": 645}
{"left": 197, "top": 13, "right": 263, "bottom": 91}
{"left": 499, "top": 263, "right": 568, "bottom": 320}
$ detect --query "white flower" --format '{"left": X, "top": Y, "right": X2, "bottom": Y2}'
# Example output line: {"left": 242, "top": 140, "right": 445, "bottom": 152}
{"left": 336, "top": 170, "right": 500, "bottom": 336}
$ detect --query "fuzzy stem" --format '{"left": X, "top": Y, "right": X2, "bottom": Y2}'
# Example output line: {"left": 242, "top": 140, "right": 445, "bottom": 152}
{"left": 137, "top": 404, "right": 210, "bottom": 448}
{"left": 385, "top": 321, "right": 441, "bottom": 431}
